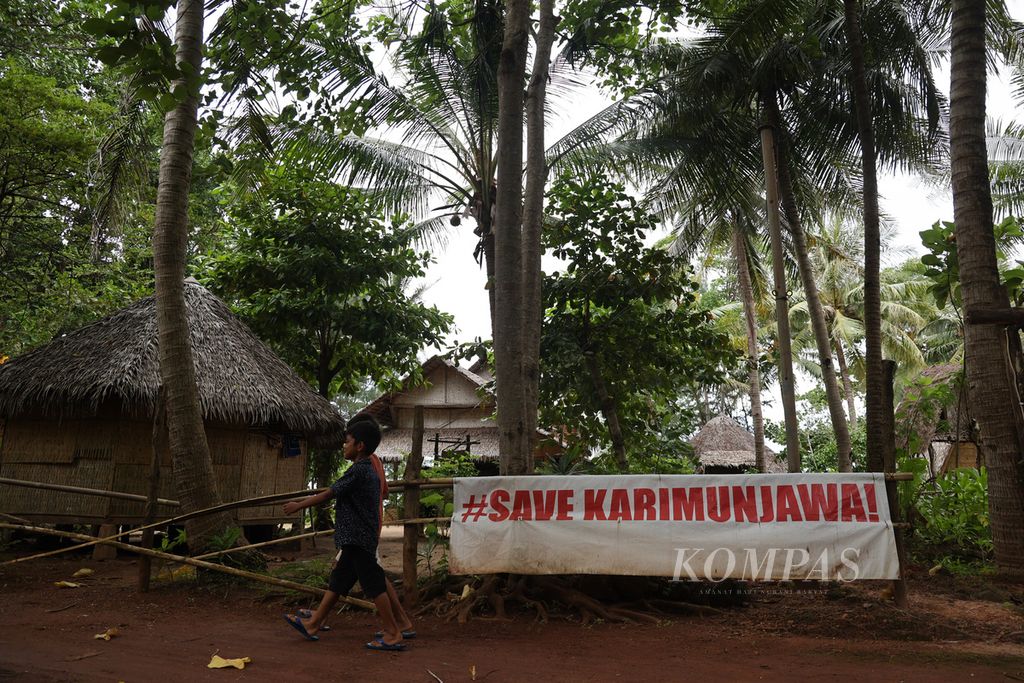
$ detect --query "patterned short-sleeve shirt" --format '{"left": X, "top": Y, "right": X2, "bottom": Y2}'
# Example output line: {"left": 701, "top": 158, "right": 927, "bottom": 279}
{"left": 329, "top": 458, "right": 380, "bottom": 554}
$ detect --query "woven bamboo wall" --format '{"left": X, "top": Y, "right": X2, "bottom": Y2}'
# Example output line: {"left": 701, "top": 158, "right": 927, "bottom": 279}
{"left": 0, "top": 417, "right": 305, "bottom": 524}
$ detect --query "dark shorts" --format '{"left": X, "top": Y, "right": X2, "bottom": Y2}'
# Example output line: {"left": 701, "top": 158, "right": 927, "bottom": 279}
{"left": 328, "top": 545, "right": 386, "bottom": 599}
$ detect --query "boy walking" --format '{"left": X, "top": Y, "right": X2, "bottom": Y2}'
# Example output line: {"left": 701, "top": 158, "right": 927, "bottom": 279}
{"left": 283, "top": 419, "right": 407, "bottom": 651}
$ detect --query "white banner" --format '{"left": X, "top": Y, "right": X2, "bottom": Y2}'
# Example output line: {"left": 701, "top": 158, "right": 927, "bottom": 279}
{"left": 450, "top": 473, "right": 899, "bottom": 581}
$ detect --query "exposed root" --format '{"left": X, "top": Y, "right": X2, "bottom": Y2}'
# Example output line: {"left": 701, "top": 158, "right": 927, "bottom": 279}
{"left": 421, "top": 573, "right": 736, "bottom": 625}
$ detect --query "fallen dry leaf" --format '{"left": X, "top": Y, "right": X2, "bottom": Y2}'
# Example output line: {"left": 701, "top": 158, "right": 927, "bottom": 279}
{"left": 208, "top": 655, "right": 251, "bottom": 670}
{"left": 93, "top": 627, "right": 119, "bottom": 641}
{"left": 53, "top": 581, "right": 81, "bottom": 589}
{"left": 72, "top": 568, "right": 94, "bottom": 578}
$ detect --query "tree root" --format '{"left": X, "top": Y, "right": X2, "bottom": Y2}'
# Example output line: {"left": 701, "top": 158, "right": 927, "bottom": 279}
{"left": 422, "top": 573, "right": 732, "bottom": 625}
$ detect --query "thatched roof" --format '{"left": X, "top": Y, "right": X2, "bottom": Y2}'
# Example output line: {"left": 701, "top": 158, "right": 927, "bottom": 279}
{"left": 689, "top": 415, "right": 785, "bottom": 473}
{"left": 377, "top": 427, "right": 499, "bottom": 463}
{"left": 363, "top": 355, "right": 491, "bottom": 426}
{"left": 895, "top": 364, "right": 971, "bottom": 455}
{"left": 0, "top": 280, "right": 344, "bottom": 441}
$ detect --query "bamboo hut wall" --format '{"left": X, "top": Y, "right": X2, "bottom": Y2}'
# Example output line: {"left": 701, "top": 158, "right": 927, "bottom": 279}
{"left": 208, "top": 428, "right": 244, "bottom": 465}
{"left": 111, "top": 420, "right": 153, "bottom": 465}
{"left": 0, "top": 419, "right": 78, "bottom": 464}
{"left": 0, "top": 461, "right": 114, "bottom": 518}
{"left": 0, "top": 413, "right": 299, "bottom": 522}
{"left": 239, "top": 433, "right": 276, "bottom": 521}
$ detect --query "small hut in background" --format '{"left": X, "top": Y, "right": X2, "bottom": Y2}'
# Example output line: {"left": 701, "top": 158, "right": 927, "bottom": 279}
{"left": 896, "top": 364, "right": 976, "bottom": 476}
{"left": 361, "top": 355, "right": 554, "bottom": 474}
{"left": 0, "top": 280, "right": 344, "bottom": 528}
{"left": 689, "top": 415, "right": 786, "bottom": 474}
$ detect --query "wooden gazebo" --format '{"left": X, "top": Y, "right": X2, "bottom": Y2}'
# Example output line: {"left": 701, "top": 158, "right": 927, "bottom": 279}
{"left": 0, "top": 280, "right": 344, "bottom": 527}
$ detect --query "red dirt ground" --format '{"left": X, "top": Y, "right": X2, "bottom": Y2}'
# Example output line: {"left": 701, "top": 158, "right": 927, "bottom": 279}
{"left": 2, "top": 538, "right": 1023, "bottom": 682}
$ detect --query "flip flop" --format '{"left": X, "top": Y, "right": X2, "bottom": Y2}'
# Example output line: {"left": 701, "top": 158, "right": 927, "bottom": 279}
{"left": 374, "top": 630, "right": 416, "bottom": 640}
{"left": 297, "top": 609, "right": 330, "bottom": 631}
{"left": 284, "top": 614, "right": 319, "bottom": 641}
{"left": 365, "top": 638, "right": 407, "bottom": 652}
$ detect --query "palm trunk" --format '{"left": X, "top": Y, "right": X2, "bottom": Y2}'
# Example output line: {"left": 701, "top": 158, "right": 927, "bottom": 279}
{"left": 768, "top": 98, "right": 852, "bottom": 472}
{"left": 153, "top": 0, "right": 233, "bottom": 550}
{"left": 758, "top": 111, "right": 801, "bottom": 473}
{"left": 834, "top": 340, "right": 858, "bottom": 429}
{"left": 493, "top": 0, "right": 530, "bottom": 475}
{"left": 731, "top": 219, "right": 766, "bottom": 472}
{"left": 520, "top": 0, "right": 556, "bottom": 474}
{"left": 951, "top": 0, "right": 1024, "bottom": 575}
{"left": 843, "top": 0, "right": 890, "bottom": 475}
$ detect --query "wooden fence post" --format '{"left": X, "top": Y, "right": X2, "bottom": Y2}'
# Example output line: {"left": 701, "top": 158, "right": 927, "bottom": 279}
{"left": 882, "top": 360, "right": 909, "bottom": 606}
{"left": 402, "top": 405, "right": 425, "bottom": 609}
{"left": 138, "top": 390, "right": 166, "bottom": 592}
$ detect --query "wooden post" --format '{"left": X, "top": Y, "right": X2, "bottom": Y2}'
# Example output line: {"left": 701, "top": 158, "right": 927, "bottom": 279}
{"left": 139, "top": 390, "right": 166, "bottom": 592}
{"left": 881, "top": 360, "right": 909, "bottom": 607}
{"left": 402, "top": 405, "right": 425, "bottom": 609}
{"left": 92, "top": 524, "right": 118, "bottom": 560}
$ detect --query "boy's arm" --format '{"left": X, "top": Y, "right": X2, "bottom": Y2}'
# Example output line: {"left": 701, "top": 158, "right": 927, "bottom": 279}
{"left": 282, "top": 488, "right": 332, "bottom": 515}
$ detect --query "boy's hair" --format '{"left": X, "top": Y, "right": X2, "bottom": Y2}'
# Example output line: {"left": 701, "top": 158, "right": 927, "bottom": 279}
{"left": 345, "top": 413, "right": 382, "bottom": 454}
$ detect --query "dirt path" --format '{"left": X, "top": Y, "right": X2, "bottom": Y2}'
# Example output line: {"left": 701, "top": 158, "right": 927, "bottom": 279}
{"left": 1, "top": 551, "right": 1022, "bottom": 682}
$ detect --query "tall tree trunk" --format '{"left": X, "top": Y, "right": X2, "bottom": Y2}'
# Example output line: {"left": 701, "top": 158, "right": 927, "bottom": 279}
{"left": 951, "top": 0, "right": 1024, "bottom": 575}
{"left": 731, "top": 219, "right": 766, "bottom": 472}
{"left": 585, "top": 351, "right": 628, "bottom": 472}
{"left": 768, "top": 98, "right": 852, "bottom": 471}
{"left": 834, "top": 340, "right": 858, "bottom": 429}
{"left": 309, "top": 357, "right": 335, "bottom": 530}
{"left": 520, "top": 0, "right": 556, "bottom": 474}
{"left": 153, "top": 0, "right": 233, "bottom": 550}
{"left": 493, "top": 0, "right": 529, "bottom": 475}
{"left": 843, "top": 0, "right": 890, "bottom": 475}
{"left": 758, "top": 112, "right": 801, "bottom": 472}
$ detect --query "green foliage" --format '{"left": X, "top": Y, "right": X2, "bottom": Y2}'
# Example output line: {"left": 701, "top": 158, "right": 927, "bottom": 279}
{"left": 159, "top": 528, "right": 187, "bottom": 554}
{"left": 199, "top": 165, "right": 453, "bottom": 399}
{"left": 915, "top": 469, "right": 992, "bottom": 560}
{"left": 0, "top": 61, "right": 158, "bottom": 357}
{"left": 766, "top": 388, "right": 866, "bottom": 472}
{"left": 920, "top": 217, "right": 1024, "bottom": 309}
{"left": 426, "top": 452, "right": 480, "bottom": 480}
{"left": 895, "top": 370, "right": 959, "bottom": 464}
{"left": 540, "top": 172, "right": 739, "bottom": 468}
{"left": 538, "top": 453, "right": 592, "bottom": 476}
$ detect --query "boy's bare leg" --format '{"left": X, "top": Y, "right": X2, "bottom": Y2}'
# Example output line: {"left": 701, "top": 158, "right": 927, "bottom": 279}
{"left": 384, "top": 579, "right": 413, "bottom": 632}
{"left": 295, "top": 590, "right": 339, "bottom": 635}
{"left": 373, "top": 592, "right": 402, "bottom": 645}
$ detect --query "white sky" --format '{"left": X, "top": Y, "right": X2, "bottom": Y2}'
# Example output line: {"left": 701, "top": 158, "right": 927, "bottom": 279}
{"left": 417, "top": 17, "right": 1024, "bottom": 353}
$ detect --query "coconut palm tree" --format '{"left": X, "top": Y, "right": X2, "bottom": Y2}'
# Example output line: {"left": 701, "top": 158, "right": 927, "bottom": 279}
{"left": 551, "top": 0, "right": 946, "bottom": 472}
{"left": 152, "top": 0, "right": 234, "bottom": 549}
{"left": 284, "top": 0, "right": 581, "bottom": 338}
{"left": 950, "top": 0, "right": 1024, "bottom": 576}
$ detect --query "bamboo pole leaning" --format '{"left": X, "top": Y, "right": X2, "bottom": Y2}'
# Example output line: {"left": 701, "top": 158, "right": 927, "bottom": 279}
{"left": 0, "top": 522, "right": 374, "bottom": 610}
{"left": 190, "top": 516, "right": 452, "bottom": 562}
{"left": 0, "top": 487, "right": 321, "bottom": 566}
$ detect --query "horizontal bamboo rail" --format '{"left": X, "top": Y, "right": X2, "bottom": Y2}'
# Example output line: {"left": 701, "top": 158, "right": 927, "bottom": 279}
{"left": 190, "top": 516, "right": 452, "bottom": 561}
{"left": 0, "top": 522, "right": 374, "bottom": 610}
{"left": 0, "top": 487, "right": 322, "bottom": 566}
{"left": 0, "top": 477, "right": 180, "bottom": 507}
{"left": 0, "top": 477, "right": 454, "bottom": 509}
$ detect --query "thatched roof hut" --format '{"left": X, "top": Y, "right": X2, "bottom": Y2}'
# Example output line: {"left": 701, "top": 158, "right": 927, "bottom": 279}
{"left": 689, "top": 415, "right": 786, "bottom": 473}
{"left": 0, "top": 280, "right": 342, "bottom": 438}
{"left": 0, "top": 280, "right": 343, "bottom": 524}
